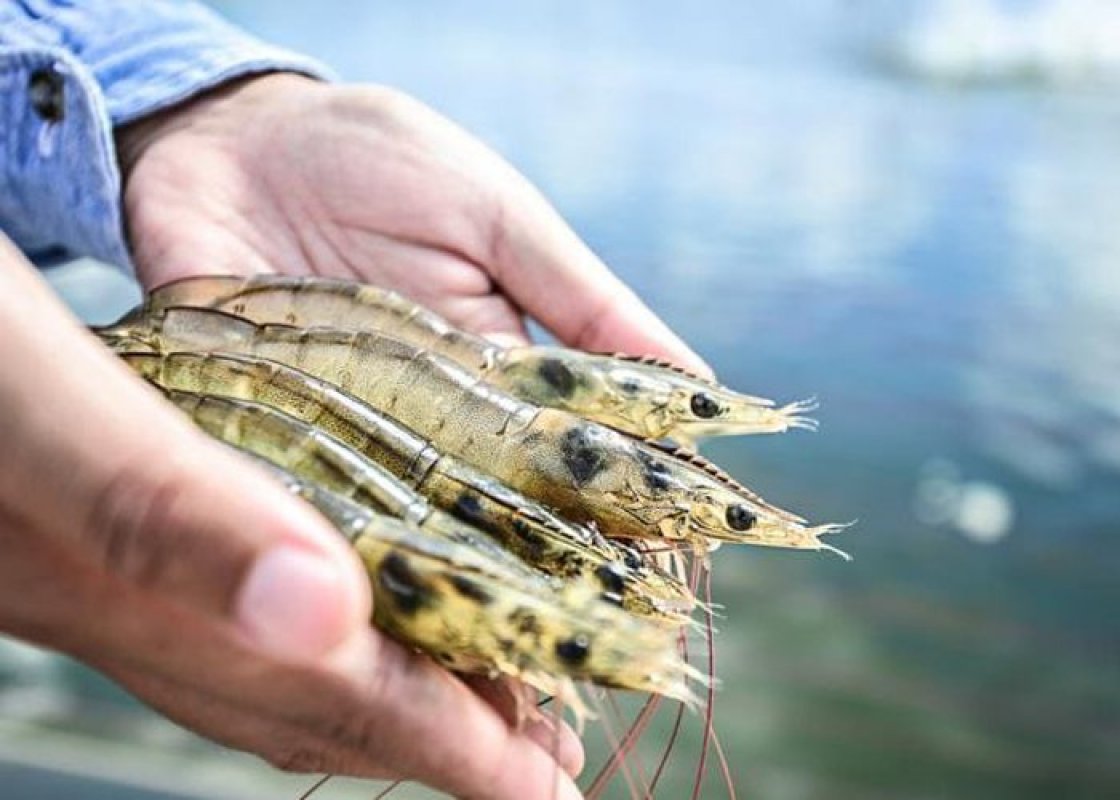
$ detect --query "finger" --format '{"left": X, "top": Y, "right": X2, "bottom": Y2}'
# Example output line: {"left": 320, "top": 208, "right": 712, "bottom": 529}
{"left": 106, "top": 629, "right": 585, "bottom": 799}
{"left": 485, "top": 181, "right": 713, "bottom": 377}
{"left": 0, "top": 337, "right": 576, "bottom": 800}
{"left": 85, "top": 572, "right": 581, "bottom": 798}
{"left": 0, "top": 247, "right": 370, "bottom": 662}
{"left": 104, "top": 659, "right": 409, "bottom": 780}
{"left": 461, "top": 674, "right": 584, "bottom": 777}
{"left": 318, "top": 638, "right": 585, "bottom": 800}
{"left": 523, "top": 711, "right": 586, "bottom": 779}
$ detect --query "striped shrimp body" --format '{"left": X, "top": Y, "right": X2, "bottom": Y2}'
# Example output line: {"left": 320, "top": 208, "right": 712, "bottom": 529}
{"left": 107, "top": 308, "right": 847, "bottom": 557}
{"left": 141, "top": 275, "right": 816, "bottom": 442}
{"left": 259, "top": 464, "right": 703, "bottom": 710}
{"left": 121, "top": 351, "right": 693, "bottom": 620}
{"left": 159, "top": 388, "right": 542, "bottom": 581}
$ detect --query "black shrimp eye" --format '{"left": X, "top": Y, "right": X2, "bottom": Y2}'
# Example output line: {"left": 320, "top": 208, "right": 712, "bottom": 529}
{"left": 555, "top": 635, "right": 591, "bottom": 666}
{"left": 620, "top": 547, "right": 642, "bottom": 570}
{"left": 690, "top": 391, "right": 721, "bottom": 419}
{"left": 726, "top": 504, "right": 757, "bottom": 532}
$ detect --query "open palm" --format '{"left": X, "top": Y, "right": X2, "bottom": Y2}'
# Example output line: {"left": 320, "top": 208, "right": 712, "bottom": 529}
{"left": 120, "top": 73, "right": 707, "bottom": 367}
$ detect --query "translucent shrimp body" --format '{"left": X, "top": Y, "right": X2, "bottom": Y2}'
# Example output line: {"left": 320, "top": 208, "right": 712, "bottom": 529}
{"left": 142, "top": 275, "right": 816, "bottom": 442}
{"left": 103, "top": 308, "right": 845, "bottom": 556}
{"left": 259, "top": 464, "right": 703, "bottom": 708}
{"left": 122, "top": 351, "right": 693, "bottom": 619}
{"left": 161, "top": 388, "right": 542, "bottom": 581}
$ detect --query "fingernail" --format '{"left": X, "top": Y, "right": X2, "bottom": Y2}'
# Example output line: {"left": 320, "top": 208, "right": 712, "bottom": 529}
{"left": 235, "top": 545, "right": 359, "bottom": 660}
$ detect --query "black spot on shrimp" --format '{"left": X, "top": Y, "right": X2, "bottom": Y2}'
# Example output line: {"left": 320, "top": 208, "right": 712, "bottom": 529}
{"left": 619, "top": 545, "right": 643, "bottom": 571}
{"left": 449, "top": 574, "right": 493, "bottom": 606}
{"left": 555, "top": 551, "right": 584, "bottom": 579}
{"left": 452, "top": 492, "right": 487, "bottom": 525}
{"left": 617, "top": 376, "right": 642, "bottom": 395}
{"left": 511, "top": 609, "right": 541, "bottom": 637}
{"left": 511, "top": 518, "right": 548, "bottom": 561}
{"left": 378, "top": 553, "right": 431, "bottom": 616}
{"left": 537, "top": 357, "right": 578, "bottom": 396}
{"left": 560, "top": 425, "right": 609, "bottom": 486}
{"left": 595, "top": 563, "right": 627, "bottom": 595}
{"left": 555, "top": 635, "right": 591, "bottom": 667}
{"left": 636, "top": 449, "right": 674, "bottom": 493}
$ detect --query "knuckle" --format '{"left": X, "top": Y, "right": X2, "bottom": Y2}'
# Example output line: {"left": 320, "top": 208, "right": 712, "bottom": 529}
{"left": 83, "top": 459, "right": 190, "bottom": 591}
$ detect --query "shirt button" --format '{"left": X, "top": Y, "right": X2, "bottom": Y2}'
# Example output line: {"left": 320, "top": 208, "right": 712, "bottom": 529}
{"left": 29, "top": 66, "right": 66, "bottom": 122}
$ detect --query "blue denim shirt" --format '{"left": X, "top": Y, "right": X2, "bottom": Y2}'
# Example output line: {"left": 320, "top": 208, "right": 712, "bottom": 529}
{"left": 0, "top": 0, "right": 328, "bottom": 270}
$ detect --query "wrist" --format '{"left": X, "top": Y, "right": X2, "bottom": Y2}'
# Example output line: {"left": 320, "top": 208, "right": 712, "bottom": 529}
{"left": 115, "top": 72, "right": 319, "bottom": 186}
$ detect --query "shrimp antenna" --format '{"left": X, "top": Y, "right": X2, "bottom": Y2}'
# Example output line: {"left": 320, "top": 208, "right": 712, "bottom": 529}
{"left": 586, "top": 694, "right": 663, "bottom": 799}
{"left": 690, "top": 564, "right": 719, "bottom": 800}
{"left": 586, "top": 688, "right": 645, "bottom": 799}
{"left": 372, "top": 779, "right": 405, "bottom": 799}
{"left": 297, "top": 774, "right": 331, "bottom": 800}
{"left": 648, "top": 626, "right": 692, "bottom": 796}
{"left": 712, "top": 726, "right": 739, "bottom": 800}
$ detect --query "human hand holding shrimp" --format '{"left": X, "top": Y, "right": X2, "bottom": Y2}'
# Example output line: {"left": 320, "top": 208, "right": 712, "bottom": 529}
{"left": 0, "top": 233, "right": 585, "bottom": 799}
{"left": 0, "top": 71, "right": 718, "bottom": 800}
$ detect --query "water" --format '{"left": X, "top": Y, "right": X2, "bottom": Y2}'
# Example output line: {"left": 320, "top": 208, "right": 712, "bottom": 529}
{"left": 6, "top": 1, "right": 1119, "bottom": 798}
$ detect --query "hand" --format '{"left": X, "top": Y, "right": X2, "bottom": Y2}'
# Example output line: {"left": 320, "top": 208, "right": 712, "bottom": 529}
{"left": 103, "top": 71, "right": 708, "bottom": 796}
{"left": 116, "top": 73, "right": 709, "bottom": 371}
{"left": 0, "top": 235, "right": 583, "bottom": 799}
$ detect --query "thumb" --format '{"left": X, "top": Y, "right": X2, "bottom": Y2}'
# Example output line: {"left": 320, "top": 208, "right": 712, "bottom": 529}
{"left": 79, "top": 434, "right": 373, "bottom": 661}
{"left": 0, "top": 250, "right": 369, "bottom": 661}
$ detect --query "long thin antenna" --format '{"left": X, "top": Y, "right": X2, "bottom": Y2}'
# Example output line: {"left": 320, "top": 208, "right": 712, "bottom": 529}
{"left": 298, "top": 775, "right": 331, "bottom": 800}
{"left": 372, "top": 779, "right": 405, "bottom": 799}
{"left": 585, "top": 689, "right": 643, "bottom": 800}
{"left": 689, "top": 566, "right": 718, "bottom": 800}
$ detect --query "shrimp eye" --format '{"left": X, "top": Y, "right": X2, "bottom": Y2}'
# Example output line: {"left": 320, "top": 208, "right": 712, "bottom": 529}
{"left": 556, "top": 635, "right": 591, "bottom": 666}
{"left": 620, "top": 546, "right": 643, "bottom": 570}
{"left": 725, "top": 504, "right": 757, "bottom": 531}
{"left": 690, "top": 391, "right": 721, "bottom": 419}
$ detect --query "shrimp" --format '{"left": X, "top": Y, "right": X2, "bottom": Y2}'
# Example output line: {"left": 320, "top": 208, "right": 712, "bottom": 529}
{"left": 139, "top": 275, "right": 816, "bottom": 442}
{"left": 102, "top": 307, "right": 849, "bottom": 557}
{"left": 160, "top": 387, "right": 546, "bottom": 583}
{"left": 122, "top": 350, "right": 694, "bottom": 620}
{"left": 257, "top": 462, "right": 704, "bottom": 710}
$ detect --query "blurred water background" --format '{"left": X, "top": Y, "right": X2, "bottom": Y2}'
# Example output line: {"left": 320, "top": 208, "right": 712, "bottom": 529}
{"left": 4, "top": 0, "right": 1119, "bottom": 797}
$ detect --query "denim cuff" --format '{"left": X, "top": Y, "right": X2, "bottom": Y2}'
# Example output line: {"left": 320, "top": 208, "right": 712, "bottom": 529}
{"left": 0, "top": 0, "right": 333, "bottom": 270}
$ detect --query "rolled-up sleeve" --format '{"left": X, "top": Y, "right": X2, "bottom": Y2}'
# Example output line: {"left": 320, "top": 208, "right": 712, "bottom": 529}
{"left": 0, "top": 0, "right": 331, "bottom": 270}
